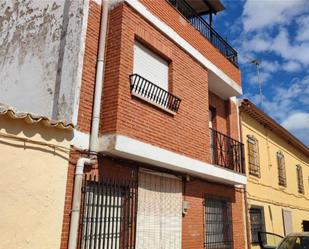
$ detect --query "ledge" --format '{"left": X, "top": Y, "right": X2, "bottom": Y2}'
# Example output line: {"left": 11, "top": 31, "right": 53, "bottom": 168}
{"left": 98, "top": 134, "right": 247, "bottom": 186}
{"left": 131, "top": 92, "right": 176, "bottom": 115}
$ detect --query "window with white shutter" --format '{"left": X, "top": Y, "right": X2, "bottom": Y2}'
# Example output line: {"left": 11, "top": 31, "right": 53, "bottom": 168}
{"left": 133, "top": 41, "right": 169, "bottom": 91}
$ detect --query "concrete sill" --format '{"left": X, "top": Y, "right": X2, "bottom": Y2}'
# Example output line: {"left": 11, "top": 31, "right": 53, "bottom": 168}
{"left": 131, "top": 92, "right": 177, "bottom": 116}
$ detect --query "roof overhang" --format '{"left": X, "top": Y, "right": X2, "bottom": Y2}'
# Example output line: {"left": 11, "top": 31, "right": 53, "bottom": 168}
{"left": 185, "top": 0, "right": 225, "bottom": 15}
{"left": 239, "top": 99, "right": 309, "bottom": 156}
{"left": 0, "top": 105, "right": 74, "bottom": 130}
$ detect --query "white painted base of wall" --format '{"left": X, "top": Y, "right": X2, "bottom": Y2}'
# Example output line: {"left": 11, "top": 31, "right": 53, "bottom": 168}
{"left": 98, "top": 134, "right": 247, "bottom": 185}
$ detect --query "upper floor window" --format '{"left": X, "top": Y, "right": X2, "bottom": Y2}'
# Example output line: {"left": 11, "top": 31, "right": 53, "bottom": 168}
{"left": 247, "top": 135, "right": 260, "bottom": 177}
{"left": 277, "top": 151, "right": 287, "bottom": 187}
{"left": 130, "top": 41, "right": 181, "bottom": 114}
{"left": 204, "top": 197, "right": 233, "bottom": 249}
{"left": 133, "top": 41, "right": 169, "bottom": 91}
{"left": 296, "top": 165, "right": 304, "bottom": 194}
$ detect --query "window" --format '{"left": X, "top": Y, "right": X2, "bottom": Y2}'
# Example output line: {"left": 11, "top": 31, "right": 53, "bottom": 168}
{"left": 133, "top": 41, "right": 169, "bottom": 90}
{"left": 131, "top": 41, "right": 181, "bottom": 113}
{"left": 296, "top": 165, "right": 304, "bottom": 194}
{"left": 302, "top": 220, "right": 309, "bottom": 232}
{"left": 247, "top": 135, "right": 260, "bottom": 177}
{"left": 249, "top": 207, "right": 265, "bottom": 244}
{"left": 204, "top": 197, "right": 233, "bottom": 249}
{"left": 277, "top": 151, "right": 287, "bottom": 187}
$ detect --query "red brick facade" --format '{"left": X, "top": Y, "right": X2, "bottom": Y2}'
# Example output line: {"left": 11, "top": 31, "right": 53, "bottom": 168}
{"left": 61, "top": 1, "right": 246, "bottom": 249}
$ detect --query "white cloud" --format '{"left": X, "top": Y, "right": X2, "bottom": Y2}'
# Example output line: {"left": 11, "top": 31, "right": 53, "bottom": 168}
{"left": 250, "top": 71, "right": 271, "bottom": 85}
{"left": 271, "top": 29, "right": 309, "bottom": 66}
{"left": 282, "top": 61, "right": 302, "bottom": 72}
{"left": 296, "top": 16, "right": 309, "bottom": 42}
{"left": 261, "top": 60, "right": 280, "bottom": 73}
{"left": 281, "top": 112, "right": 309, "bottom": 130}
{"left": 242, "top": 0, "right": 308, "bottom": 32}
{"left": 281, "top": 112, "right": 309, "bottom": 145}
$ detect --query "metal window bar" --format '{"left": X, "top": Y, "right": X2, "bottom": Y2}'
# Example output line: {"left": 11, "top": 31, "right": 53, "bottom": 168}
{"left": 204, "top": 197, "right": 233, "bottom": 249}
{"left": 249, "top": 208, "right": 265, "bottom": 244}
{"left": 277, "top": 152, "right": 287, "bottom": 187}
{"left": 129, "top": 74, "right": 181, "bottom": 113}
{"left": 247, "top": 136, "right": 260, "bottom": 177}
{"left": 167, "top": 0, "right": 238, "bottom": 66}
{"left": 80, "top": 175, "right": 137, "bottom": 249}
{"left": 210, "top": 128, "right": 245, "bottom": 174}
{"left": 296, "top": 165, "right": 304, "bottom": 194}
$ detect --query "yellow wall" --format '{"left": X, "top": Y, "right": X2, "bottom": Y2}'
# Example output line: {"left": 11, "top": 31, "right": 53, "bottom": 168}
{"left": 0, "top": 116, "right": 73, "bottom": 249}
{"left": 241, "top": 113, "right": 309, "bottom": 248}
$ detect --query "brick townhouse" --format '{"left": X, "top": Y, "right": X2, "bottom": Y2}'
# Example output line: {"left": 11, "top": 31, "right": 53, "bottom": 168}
{"left": 60, "top": 0, "right": 248, "bottom": 249}
{"left": 0, "top": 0, "right": 247, "bottom": 248}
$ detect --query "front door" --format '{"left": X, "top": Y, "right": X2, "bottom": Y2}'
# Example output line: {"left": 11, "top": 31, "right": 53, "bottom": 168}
{"left": 135, "top": 170, "right": 182, "bottom": 249}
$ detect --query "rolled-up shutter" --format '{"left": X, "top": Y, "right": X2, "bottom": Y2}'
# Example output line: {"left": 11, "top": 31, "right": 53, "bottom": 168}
{"left": 136, "top": 171, "right": 182, "bottom": 249}
{"left": 133, "top": 41, "right": 169, "bottom": 91}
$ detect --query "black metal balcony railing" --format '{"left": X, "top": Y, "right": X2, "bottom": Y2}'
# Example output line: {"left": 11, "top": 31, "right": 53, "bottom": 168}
{"left": 210, "top": 128, "right": 245, "bottom": 174}
{"left": 168, "top": 0, "right": 238, "bottom": 66}
{"left": 129, "top": 74, "right": 181, "bottom": 113}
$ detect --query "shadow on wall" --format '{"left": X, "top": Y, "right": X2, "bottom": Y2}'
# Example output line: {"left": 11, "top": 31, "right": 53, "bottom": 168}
{"left": 0, "top": 115, "right": 74, "bottom": 142}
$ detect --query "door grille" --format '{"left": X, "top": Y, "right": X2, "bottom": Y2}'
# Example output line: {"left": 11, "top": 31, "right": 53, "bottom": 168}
{"left": 80, "top": 176, "right": 137, "bottom": 249}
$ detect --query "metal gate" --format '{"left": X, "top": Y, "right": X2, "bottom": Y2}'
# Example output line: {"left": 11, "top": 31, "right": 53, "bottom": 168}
{"left": 80, "top": 175, "right": 137, "bottom": 249}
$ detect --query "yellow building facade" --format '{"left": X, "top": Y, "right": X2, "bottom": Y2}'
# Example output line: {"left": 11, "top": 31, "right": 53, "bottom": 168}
{"left": 239, "top": 100, "right": 309, "bottom": 249}
{"left": 0, "top": 107, "right": 73, "bottom": 249}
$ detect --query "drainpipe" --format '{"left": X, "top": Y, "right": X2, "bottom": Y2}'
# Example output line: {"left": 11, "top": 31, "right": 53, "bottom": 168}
{"left": 68, "top": 158, "right": 92, "bottom": 249}
{"left": 89, "top": 0, "right": 109, "bottom": 152}
{"left": 68, "top": 1, "right": 109, "bottom": 249}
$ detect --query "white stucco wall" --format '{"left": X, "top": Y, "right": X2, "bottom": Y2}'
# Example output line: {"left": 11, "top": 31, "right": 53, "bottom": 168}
{"left": 0, "top": 0, "right": 88, "bottom": 123}
{"left": 0, "top": 115, "right": 72, "bottom": 249}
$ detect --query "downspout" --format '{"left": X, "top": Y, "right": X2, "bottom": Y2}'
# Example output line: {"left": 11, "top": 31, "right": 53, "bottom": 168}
{"left": 238, "top": 99, "right": 251, "bottom": 249}
{"left": 89, "top": 0, "right": 109, "bottom": 153}
{"left": 68, "top": 1, "right": 109, "bottom": 249}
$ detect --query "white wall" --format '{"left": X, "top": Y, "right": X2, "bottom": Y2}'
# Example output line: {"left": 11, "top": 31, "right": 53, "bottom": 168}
{"left": 0, "top": 0, "right": 88, "bottom": 123}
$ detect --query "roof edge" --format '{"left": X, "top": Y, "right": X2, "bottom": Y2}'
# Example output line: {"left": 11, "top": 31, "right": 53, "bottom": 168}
{"left": 0, "top": 105, "right": 74, "bottom": 131}
{"left": 239, "top": 99, "right": 309, "bottom": 157}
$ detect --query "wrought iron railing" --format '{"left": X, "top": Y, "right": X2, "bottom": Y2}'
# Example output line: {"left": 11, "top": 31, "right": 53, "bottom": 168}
{"left": 210, "top": 128, "right": 245, "bottom": 173}
{"left": 129, "top": 74, "right": 181, "bottom": 113}
{"left": 80, "top": 175, "right": 137, "bottom": 249}
{"left": 167, "top": 0, "right": 238, "bottom": 66}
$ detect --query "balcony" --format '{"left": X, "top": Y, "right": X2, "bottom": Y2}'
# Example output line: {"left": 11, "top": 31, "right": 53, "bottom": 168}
{"left": 129, "top": 74, "right": 181, "bottom": 114}
{"left": 167, "top": 0, "right": 238, "bottom": 66}
{"left": 210, "top": 128, "right": 245, "bottom": 174}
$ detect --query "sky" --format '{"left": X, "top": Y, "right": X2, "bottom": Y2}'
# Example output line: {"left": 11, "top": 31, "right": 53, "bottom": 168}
{"left": 210, "top": 0, "right": 309, "bottom": 146}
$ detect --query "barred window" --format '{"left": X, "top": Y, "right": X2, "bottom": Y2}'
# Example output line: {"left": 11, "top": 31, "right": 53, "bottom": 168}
{"left": 204, "top": 197, "right": 233, "bottom": 249}
{"left": 277, "top": 151, "right": 287, "bottom": 187}
{"left": 249, "top": 207, "right": 265, "bottom": 244}
{"left": 247, "top": 135, "right": 260, "bottom": 177}
{"left": 296, "top": 165, "right": 304, "bottom": 194}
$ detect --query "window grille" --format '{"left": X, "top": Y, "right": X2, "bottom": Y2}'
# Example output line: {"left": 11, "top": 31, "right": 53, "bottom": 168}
{"left": 80, "top": 175, "right": 137, "bottom": 249}
{"left": 296, "top": 165, "right": 304, "bottom": 194}
{"left": 249, "top": 207, "right": 265, "bottom": 244}
{"left": 277, "top": 151, "right": 287, "bottom": 187}
{"left": 204, "top": 197, "right": 233, "bottom": 249}
{"left": 247, "top": 135, "right": 260, "bottom": 177}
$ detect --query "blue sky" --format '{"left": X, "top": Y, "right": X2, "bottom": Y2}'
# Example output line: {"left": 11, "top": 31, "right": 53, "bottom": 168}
{"left": 210, "top": 0, "right": 309, "bottom": 146}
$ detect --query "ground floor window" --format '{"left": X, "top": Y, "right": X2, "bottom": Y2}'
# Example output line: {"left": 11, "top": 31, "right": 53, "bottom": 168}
{"left": 249, "top": 207, "right": 265, "bottom": 244}
{"left": 302, "top": 220, "right": 309, "bottom": 232}
{"left": 204, "top": 196, "right": 233, "bottom": 249}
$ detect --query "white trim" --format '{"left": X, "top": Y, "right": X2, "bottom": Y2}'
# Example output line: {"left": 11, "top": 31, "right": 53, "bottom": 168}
{"left": 72, "top": 0, "right": 90, "bottom": 125}
{"left": 98, "top": 134, "right": 247, "bottom": 185}
{"left": 131, "top": 92, "right": 176, "bottom": 115}
{"left": 124, "top": 0, "right": 242, "bottom": 97}
{"left": 71, "top": 130, "right": 90, "bottom": 149}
